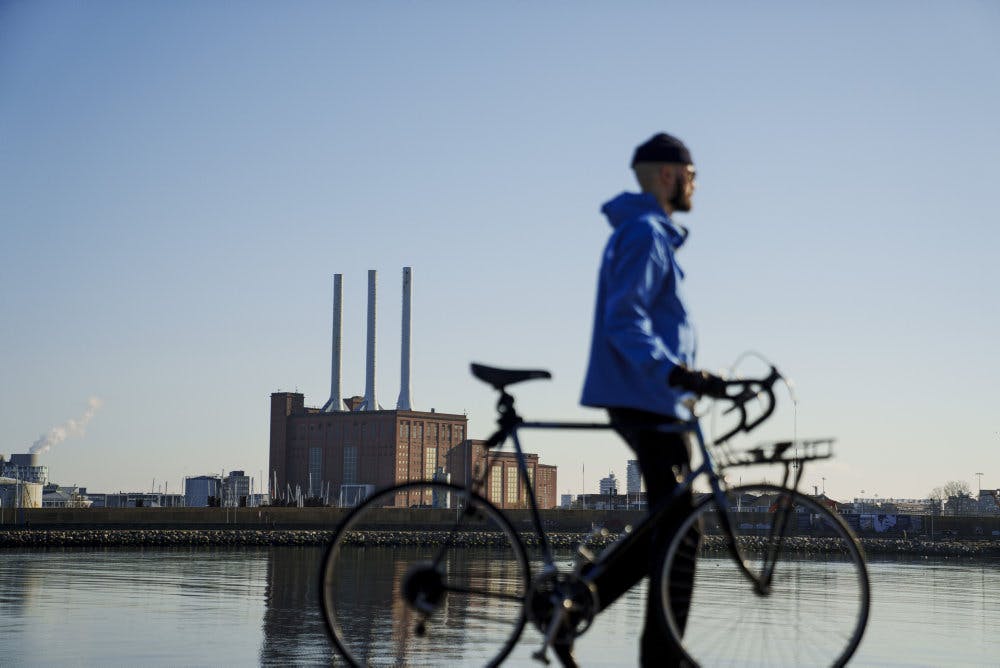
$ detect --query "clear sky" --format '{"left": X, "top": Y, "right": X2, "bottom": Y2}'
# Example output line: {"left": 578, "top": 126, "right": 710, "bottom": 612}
{"left": 1, "top": 2, "right": 998, "bottom": 501}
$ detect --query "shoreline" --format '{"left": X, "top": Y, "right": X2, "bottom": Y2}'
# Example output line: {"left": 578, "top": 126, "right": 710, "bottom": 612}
{"left": 1, "top": 528, "right": 999, "bottom": 558}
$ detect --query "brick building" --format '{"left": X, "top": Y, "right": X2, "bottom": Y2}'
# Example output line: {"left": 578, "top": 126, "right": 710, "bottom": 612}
{"left": 269, "top": 394, "right": 557, "bottom": 509}
{"left": 270, "top": 392, "right": 467, "bottom": 503}
{"left": 446, "top": 440, "right": 558, "bottom": 510}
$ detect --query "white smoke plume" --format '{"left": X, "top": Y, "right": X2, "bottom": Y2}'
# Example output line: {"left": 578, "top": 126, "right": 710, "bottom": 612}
{"left": 29, "top": 397, "right": 104, "bottom": 455}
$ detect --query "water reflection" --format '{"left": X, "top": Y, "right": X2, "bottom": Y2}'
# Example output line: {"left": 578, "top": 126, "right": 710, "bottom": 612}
{"left": 0, "top": 547, "right": 269, "bottom": 665}
{"left": 260, "top": 546, "right": 338, "bottom": 666}
{"left": 324, "top": 545, "right": 527, "bottom": 666}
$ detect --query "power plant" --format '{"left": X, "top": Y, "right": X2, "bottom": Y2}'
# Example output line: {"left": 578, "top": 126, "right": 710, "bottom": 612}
{"left": 0, "top": 454, "right": 47, "bottom": 509}
{"left": 268, "top": 267, "right": 558, "bottom": 509}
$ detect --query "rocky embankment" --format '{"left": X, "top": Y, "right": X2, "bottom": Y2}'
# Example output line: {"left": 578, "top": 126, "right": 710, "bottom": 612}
{"left": 0, "top": 529, "right": 615, "bottom": 549}
{"left": 698, "top": 535, "right": 1000, "bottom": 558}
{"left": 0, "top": 529, "right": 336, "bottom": 548}
{"left": 0, "top": 529, "right": 998, "bottom": 558}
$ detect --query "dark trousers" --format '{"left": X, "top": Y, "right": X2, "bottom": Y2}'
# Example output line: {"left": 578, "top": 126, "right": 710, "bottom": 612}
{"left": 591, "top": 408, "right": 699, "bottom": 667}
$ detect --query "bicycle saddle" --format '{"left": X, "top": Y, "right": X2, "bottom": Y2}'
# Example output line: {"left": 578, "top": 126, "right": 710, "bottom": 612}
{"left": 470, "top": 363, "right": 551, "bottom": 390}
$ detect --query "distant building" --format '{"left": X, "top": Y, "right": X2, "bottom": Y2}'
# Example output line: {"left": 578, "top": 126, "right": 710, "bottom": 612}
{"left": 249, "top": 493, "right": 271, "bottom": 507}
{"left": 185, "top": 475, "right": 223, "bottom": 508}
{"left": 270, "top": 393, "right": 560, "bottom": 509}
{"left": 269, "top": 268, "right": 558, "bottom": 509}
{"left": 269, "top": 393, "right": 469, "bottom": 505}
{"left": 944, "top": 493, "right": 978, "bottom": 516}
{"left": 536, "top": 464, "right": 558, "bottom": 510}
{"left": 0, "top": 477, "right": 42, "bottom": 508}
{"left": 224, "top": 471, "right": 251, "bottom": 507}
{"left": 626, "top": 460, "right": 642, "bottom": 495}
{"left": 447, "top": 440, "right": 558, "bottom": 510}
{"left": 87, "top": 492, "right": 184, "bottom": 508}
{"left": 0, "top": 453, "right": 48, "bottom": 485}
{"left": 599, "top": 472, "right": 619, "bottom": 496}
{"left": 977, "top": 489, "right": 999, "bottom": 514}
{"left": 577, "top": 492, "right": 629, "bottom": 511}
{"left": 42, "top": 484, "right": 92, "bottom": 508}
{"left": 877, "top": 498, "right": 940, "bottom": 515}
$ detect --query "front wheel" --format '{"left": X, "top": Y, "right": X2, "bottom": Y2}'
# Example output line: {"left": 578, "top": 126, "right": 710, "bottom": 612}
{"left": 661, "top": 483, "right": 870, "bottom": 667}
{"left": 319, "top": 481, "right": 530, "bottom": 667}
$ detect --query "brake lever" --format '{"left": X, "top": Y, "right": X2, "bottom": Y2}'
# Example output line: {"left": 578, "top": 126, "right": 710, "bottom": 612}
{"left": 742, "top": 368, "right": 781, "bottom": 431}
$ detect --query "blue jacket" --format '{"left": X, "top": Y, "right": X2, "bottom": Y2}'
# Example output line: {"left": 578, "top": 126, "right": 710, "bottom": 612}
{"left": 581, "top": 192, "right": 697, "bottom": 419}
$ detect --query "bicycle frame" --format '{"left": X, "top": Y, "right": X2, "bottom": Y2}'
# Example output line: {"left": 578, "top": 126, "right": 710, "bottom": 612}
{"left": 480, "top": 394, "right": 797, "bottom": 598}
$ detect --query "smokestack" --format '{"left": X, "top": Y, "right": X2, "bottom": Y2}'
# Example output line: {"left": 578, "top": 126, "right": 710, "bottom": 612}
{"left": 362, "top": 269, "right": 378, "bottom": 410}
{"left": 322, "top": 274, "right": 343, "bottom": 412}
{"left": 397, "top": 267, "right": 413, "bottom": 410}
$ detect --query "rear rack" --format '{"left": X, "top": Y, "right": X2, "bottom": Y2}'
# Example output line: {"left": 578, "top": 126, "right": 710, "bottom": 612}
{"left": 718, "top": 438, "right": 834, "bottom": 468}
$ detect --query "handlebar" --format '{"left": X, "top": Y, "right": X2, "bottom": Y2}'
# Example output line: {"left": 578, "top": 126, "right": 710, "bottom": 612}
{"left": 712, "top": 366, "right": 782, "bottom": 445}
{"left": 470, "top": 361, "right": 786, "bottom": 448}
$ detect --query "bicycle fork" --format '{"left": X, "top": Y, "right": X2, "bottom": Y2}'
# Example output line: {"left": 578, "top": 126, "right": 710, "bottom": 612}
{"left": 754, "top": 496, "right": 795, "bottom": 596}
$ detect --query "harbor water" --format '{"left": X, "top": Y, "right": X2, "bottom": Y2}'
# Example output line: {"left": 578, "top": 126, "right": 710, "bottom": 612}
{"left": 0, "top": 546, "right": 996, "bottom": 666}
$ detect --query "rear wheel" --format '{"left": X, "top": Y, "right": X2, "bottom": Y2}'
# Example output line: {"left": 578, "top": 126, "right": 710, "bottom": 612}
{"left": 661, "top": 483, "right": 870, "bottom": 667}
{"left": 320, "top": 481, "right": 530, "bottom": 667}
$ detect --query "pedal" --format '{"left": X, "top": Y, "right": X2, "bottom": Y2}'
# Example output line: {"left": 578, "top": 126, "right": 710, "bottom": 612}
{"left": 531, "top": 649, "right": 551, "bottom": 665}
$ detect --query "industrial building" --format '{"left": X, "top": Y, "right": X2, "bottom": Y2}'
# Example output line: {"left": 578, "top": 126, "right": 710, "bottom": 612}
{"left": 185, "top": 475, "right": 222, "bottom": 507}
{"left": 269, "top": 268, "right": 558, "bottom": 509}
{"left": 86, "top": 492, "right": 185, "bottom": 508}
{"left": 0, "top": 477, "right": 42, "bottom": 509}
{"left": 447, "top": 440, "right": 558, "bottom": 510}
{"left": 0, "top": 453, "right": 47, "bottom": 509}
{"left": 41, "top": 485, "right": 92, "bottom": 508}
{"left": 1, "top": 453, "right": 48, "bottom": 486}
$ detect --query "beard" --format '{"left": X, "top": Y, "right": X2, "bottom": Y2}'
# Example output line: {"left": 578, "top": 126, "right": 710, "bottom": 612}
{"left": 668, "top": 180, "right": 692, "bottom": 212}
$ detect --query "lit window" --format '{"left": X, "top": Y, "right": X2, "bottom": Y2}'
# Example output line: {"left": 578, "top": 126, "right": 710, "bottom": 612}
{"left": 424, "top": 447, "right": 437, "bottom": 480}
{"left": 490, "top": 465, "right": 502, "bottom": 504}
{"left": 507, "top": 467, "right": 518, "bottom": 504}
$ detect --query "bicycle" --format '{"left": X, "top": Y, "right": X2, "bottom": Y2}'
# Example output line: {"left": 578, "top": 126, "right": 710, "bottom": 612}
{"left": 320, "top": 362, "right": 870, "bottom": 667}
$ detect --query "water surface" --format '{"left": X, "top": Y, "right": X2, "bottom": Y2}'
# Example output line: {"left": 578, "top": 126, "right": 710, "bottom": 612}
{"left": 0, "top": 547, "right": 996, "bottom": 666}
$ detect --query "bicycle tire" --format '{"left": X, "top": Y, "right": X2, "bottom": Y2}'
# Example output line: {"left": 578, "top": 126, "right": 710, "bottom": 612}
{"left": 319, "top": 481, "right": 531, "bottom": 667}
{"left": 660, "top": 483, "right": 870, "bottom": 667}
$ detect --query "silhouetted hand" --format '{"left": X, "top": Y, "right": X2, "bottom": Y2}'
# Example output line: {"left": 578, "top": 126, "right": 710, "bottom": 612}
{"left": 668, "top": 365, "right": 729, "bottom": 398}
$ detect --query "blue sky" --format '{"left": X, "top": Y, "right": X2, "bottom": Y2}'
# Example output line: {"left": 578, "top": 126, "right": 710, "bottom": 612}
{"left": 1, "top": 2, "right": 998, "bottom": 500}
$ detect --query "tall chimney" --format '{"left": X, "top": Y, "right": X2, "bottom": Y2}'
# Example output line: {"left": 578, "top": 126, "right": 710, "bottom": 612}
{"left": 362, "top": 269, "right": 378, "bottom": 410}
{"left": 322, "top": 274, "right": 343, "bottom": 412}
{"left": 397, "top": 266, "right": 413, "bottom": 410}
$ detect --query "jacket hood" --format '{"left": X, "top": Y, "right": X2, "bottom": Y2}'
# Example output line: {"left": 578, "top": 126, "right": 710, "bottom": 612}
{"left": 600, "top": 192, "right": 688, "bottom": 247}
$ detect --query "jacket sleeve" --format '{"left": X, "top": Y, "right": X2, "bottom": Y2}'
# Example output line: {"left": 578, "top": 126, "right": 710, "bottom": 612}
{"left": 602, "top": 220, "right": 685, "bottom": 386}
